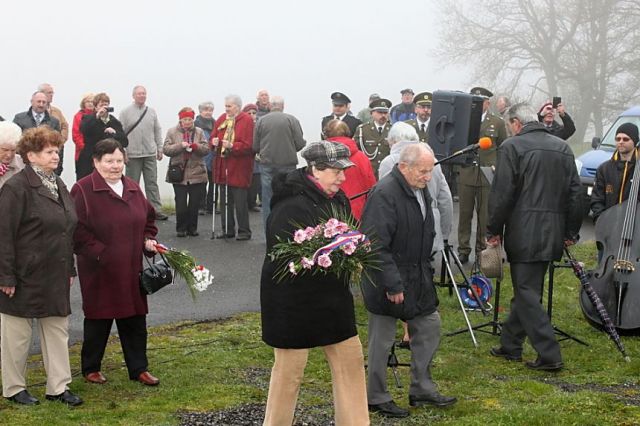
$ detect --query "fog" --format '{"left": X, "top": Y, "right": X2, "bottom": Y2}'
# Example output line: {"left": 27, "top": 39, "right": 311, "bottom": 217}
{"left": 1, "top": 0, "right": 468, "bottom": 202}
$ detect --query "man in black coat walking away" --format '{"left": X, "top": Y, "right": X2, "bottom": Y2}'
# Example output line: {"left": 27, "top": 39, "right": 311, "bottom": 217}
{"left": 487, "top": 103, "right": 582, "bottom": 371}
{"left": 361, "top": 143, "right": 457, "bottom": 419}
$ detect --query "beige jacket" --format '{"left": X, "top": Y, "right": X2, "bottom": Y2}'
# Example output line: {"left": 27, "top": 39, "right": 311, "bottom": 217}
{"left": 163, "top": 125, "right": 209, "bottom": 185}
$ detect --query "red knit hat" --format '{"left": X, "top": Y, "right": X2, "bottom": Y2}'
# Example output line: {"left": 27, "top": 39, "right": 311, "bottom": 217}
{"left": 242, "top": 103, "right": 258, "bottom": 113}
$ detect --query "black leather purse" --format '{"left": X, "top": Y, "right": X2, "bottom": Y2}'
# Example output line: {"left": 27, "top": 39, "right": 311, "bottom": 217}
{"left": 140, "top": 253, "right": 173, "bottom": 295}
{"left": 167, "top": 161, "right": 186, "bottom": 183}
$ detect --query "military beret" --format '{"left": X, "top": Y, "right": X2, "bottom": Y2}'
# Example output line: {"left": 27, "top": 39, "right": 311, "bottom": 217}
{"left": 413, "top": 92, "right": 433, "bottom": 106}
{"left": 369, "top": 98, "right": 392, "bottom": 112}
{"left": 302, "top": 141, "right": 354, "bottom": 169}
{"left": 470, "top": 87, "right": 493, "bottom": 98}
{"left": 401, "top": 88, "right": 415, "bottom": 95}
{"left": 331, "top": 92, "right": 351, "bottom": 105}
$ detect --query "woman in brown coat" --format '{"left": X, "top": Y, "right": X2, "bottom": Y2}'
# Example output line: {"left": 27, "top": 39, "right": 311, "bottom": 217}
{"left": 163, "top": 107, "right": 209, "bottom": 237}
{"left": 71, "top": 139, "right": 160, "bottom": 387}
{"left": 0, "top": 127, "right": 82, "bottom": 406}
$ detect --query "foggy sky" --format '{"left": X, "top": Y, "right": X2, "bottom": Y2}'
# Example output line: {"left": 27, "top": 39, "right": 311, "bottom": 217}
{"left": 1, "top": 0, "right": 469, "bottom": 199}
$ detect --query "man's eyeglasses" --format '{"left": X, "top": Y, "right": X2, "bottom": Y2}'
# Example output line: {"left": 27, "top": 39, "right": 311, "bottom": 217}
{"left": 615, "top": 136, "right": 631, "bottom": 142}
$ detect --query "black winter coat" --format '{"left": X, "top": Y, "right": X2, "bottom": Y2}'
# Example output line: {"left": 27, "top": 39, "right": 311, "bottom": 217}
{"left": 539, "top": 112, "right": 576, "bottom": 141}
{"left": 260, "top": 168, "right": 357, "bottom": 349}
{"left": 591, "top": 152, "right": 639, "bottom": 221}
{"left": 78, "top": 114, "right": 128, "bottom": 179}
{"left": 360, "top": 165, "right": 438, "bottom": 320}
{"left": 487, "top": 123, "right": 582, "bottom": 263}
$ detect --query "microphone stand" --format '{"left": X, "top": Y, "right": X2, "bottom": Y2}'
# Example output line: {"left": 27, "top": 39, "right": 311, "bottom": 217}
{"left": 435, "top": 144, "right": 481, "bottom": 166}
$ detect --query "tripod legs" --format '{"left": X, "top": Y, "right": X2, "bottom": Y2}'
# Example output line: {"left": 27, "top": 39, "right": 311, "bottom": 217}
{"left": 441, "top": 251, "right": 480, "bottom": 347}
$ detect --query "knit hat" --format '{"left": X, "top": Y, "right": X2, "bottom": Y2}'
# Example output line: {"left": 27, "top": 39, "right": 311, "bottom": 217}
{"left": 242, "top": 103, "right": 258, "bottom": 113}
{"left": 616, "top": 122, "right": 639, "bottom": 144}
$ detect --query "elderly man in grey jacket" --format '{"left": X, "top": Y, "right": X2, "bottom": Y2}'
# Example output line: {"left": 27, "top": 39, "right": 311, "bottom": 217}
{"left": 120, "top": 86, "right": 167, "bottom": 220}
{"left": 379, "top": 122, "right": 453, "bottom": 255}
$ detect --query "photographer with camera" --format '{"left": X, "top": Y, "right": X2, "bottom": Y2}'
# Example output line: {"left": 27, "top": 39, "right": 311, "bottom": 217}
{"left": 78, "top": 93, "right": 128, "bottom": 179}
{"left": 538, "top": 97, "right": 576, "bottom": 141}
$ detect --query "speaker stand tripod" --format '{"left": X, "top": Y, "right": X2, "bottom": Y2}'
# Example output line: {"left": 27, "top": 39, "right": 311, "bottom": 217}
{"left": 437, "top": 245, "right": 494, "bottom": 347}
{"left": 547, "top": 261, "right": 588, "bottom": 346}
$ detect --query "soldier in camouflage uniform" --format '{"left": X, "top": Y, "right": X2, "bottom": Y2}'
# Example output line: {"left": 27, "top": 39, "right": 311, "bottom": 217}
{"left": 457, "top": 87, "right": 507, "bottom": 264}
{"left": 353, "top": 98, "right": 392, "bottom": 179}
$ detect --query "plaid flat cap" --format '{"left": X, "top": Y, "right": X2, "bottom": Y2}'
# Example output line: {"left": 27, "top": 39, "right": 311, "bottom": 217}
{"left": 302, "top": 141, "right": 354, "bottom": 169}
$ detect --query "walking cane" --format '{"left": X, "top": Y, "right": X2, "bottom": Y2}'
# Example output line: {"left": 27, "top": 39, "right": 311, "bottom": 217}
{"left": 210, "top": 171, "right": 217, "bottom": 239}
{"left": 224, "top": 156, "right": 229, "bottom": 238}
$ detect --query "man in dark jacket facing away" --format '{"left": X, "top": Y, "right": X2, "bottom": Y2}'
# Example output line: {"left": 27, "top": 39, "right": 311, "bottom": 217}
{"left": 487, "top": 103, "right": 582, "bottom": 371}
{"left": 361, "top": 143, "right": 457, "bottom": 419}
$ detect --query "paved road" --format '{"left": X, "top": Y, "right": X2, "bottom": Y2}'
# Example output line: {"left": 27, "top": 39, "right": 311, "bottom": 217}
{"left": 57, "top": 203, "right": 593, "bottom": 347}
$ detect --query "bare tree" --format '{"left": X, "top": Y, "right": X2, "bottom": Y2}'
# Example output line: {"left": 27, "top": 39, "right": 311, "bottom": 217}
{"left": 435, "top": 0, "right": 640, "bottom": 143}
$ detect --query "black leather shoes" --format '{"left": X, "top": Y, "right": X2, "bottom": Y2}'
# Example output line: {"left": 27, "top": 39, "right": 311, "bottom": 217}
{"left": 525, "top": 357, "right": 564, "bottom": 371}
{"left": 45, "top": 390, "right": 83, "bottom": 406}
{"left": 6, "top": 389, "right": 39, "bottom": 405}
{"left": 176, "top": 231, "right": 187, "bottom": 237}
{"left": 368, "top": 400, "right": 409, "bottom": 418}
{"left": 458, "top": 253, "right": 469, "bottom": 264}
{"left": 409, "top": 392, "right": 457, "bottom": 407}
{"left": 187, "top": 231, "right": 199, "bottom": 237}
{"left": 490, "top": 346, "right": 522, "bottom": 362}
{"left": 155, "top": 213, "right": 169, "bottom": 221}
{"left": 236, "top": 234, "right": 251, "bottom": 241}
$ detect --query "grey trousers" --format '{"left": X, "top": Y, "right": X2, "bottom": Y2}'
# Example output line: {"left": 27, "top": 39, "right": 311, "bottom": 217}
{"left": 500, "top": 261, "right": 562, "bottom": 363}
{"left": 126, "top": 156, "right": 162, "bottom": 211}
{"left": 367, "top": 311, "right": 441, "bottom": 404}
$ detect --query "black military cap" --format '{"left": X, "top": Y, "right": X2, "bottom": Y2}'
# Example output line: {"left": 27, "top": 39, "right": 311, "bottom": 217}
{"left": 400, "top": 88, "right": 415, "bottom": 95}
{"left": 302, "top": 141, "right": 354, "bottom": 169}
{"left": 470, "top": 87, "right": 493, "bottom": 98}
{"left": 369, "top": 98, "right": 392, "bottom": 112}
{"left": 331, "top": 92, "right": 351, "bottom": 105}
{"left": 413, "top": 92, "right": 433, "bottom": 106}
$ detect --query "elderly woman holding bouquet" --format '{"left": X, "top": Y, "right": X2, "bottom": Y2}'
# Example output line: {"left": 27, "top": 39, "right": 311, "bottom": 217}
{"left": 260, "top": 141, "right": 370, "bottom": 425}
{"left": 71, "top": 138, "right": 160, "bottom": 387}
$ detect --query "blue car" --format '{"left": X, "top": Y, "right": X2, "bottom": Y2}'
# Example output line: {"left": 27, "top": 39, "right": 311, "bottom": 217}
{"left": 576, "top": 105, "right": 640, "bottom": 215}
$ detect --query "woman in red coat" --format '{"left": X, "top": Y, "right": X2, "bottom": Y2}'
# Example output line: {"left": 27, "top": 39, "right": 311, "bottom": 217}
{"left": 211, "top": 95, "right": 254, "bottom": 240}
{"left": 325, "top": 119, "right": 377, "bottom": 220}
{"left": 71, "top": 139, "right": 160, "bottom": 387}
{"left": 72, "top": 93, "right": 94, "bottom": 181}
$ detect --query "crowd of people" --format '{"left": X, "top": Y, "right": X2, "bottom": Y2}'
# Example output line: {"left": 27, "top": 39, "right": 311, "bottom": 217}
{"left": 1, "top": 81, "right": 634, "bottom": 424}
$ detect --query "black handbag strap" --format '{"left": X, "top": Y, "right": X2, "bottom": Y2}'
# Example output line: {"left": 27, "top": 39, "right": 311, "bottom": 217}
{"left": 125, "top": 107, "right": 148, "bottom": 136}
{"left": 144, "top": 251, "right": 170, "bottom": 268}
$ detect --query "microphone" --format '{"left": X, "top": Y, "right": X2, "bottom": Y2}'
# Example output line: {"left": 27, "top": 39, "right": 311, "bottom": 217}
{"left": 435, "top": 137, "right": 493, "bottom": 165}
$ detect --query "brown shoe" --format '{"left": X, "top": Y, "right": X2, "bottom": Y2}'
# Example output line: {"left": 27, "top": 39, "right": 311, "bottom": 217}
{"left": 137, "top": 371, "right": 160, "bottom": 386}
{"left": 84, "top": 371, "right": 107, "bottom": 384}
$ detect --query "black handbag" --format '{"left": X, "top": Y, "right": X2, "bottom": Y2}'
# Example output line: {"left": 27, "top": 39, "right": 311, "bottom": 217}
{"left": 167, "top": 161, "right": 186, "bottom": 183}
{"left": 140, "top": 253, "right": 173, "bottom": 295}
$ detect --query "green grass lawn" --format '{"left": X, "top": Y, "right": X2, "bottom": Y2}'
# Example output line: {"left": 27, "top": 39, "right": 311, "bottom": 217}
{"left": 2, "top": 243, "right": 640, "bottom": 425}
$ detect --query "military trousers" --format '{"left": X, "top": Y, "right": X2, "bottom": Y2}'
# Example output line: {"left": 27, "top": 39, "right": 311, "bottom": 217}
{"left": 457, "top": 182, "right": 489, "bottom": 256}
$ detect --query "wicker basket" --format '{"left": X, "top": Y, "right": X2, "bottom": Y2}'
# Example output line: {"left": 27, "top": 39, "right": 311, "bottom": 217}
{"left": 480, "top": 244, "right": 504, "bottom": 279}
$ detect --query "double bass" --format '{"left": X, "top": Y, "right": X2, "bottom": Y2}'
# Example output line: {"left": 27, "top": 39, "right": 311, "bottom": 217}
{"left": 581, "top": 150, "right": 640, "bottom": 332}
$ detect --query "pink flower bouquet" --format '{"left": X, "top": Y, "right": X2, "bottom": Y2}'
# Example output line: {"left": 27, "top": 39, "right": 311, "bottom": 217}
{"left": 270, "top": 216, "right": 378, "bottom": 285}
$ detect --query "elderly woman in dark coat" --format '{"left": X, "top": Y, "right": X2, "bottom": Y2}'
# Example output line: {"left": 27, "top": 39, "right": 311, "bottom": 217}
{"left": 0, "top": 127, "right": 82, "bottom": 406}
{"left": 71, "top": 139, "right": 160, "bottom": 387}
{"left": 260, "top": 141, "right": 369, "bottom": 425}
